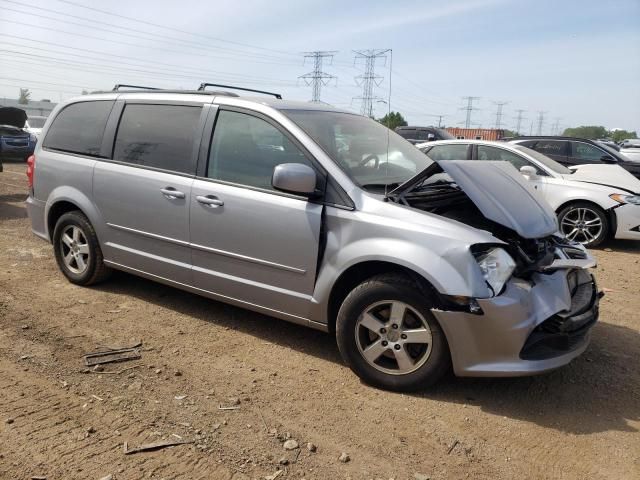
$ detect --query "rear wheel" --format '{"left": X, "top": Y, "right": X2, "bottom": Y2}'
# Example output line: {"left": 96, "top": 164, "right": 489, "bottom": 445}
{"left": 53, "top": 211, "right": 111, "bottom": 285}
{"left": 336, "top": 273, "right": 450, "bottom": 391}
{"left": 558, "top": 202, "right": 608, "bottom": 248}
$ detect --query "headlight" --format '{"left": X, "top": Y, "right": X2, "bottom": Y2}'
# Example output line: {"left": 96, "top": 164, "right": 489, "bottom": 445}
{"left": 474, "top": 247, "right": 516, "bottom": 296}
{"left": 610, "top": 193, "right": 640, "bottom": 205}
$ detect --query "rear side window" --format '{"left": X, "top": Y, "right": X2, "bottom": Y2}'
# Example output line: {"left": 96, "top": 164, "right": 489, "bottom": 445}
{"left": 532, "top": 140, "right": 567, "bottom": 157}
{"left": 113, "top": 104, "right": 202, "bottom": 174}
{"left": 43, "top": 101, "right": 113, "bottom": 156}
{"left": 571, "top": 142, "right": 605, "bottom": 161}
{"left": 425, "top": 144, "right": 468, "bottom": 161}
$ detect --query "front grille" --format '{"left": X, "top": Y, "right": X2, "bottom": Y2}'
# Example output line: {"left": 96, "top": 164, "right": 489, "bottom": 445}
{"left": 520, "top": 270, "right": 598, "bottom": 360}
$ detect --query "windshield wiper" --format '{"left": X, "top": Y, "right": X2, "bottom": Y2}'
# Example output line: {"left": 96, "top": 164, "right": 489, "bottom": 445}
{"left": 361, "top": 182, "right": 401, "bottom": 191}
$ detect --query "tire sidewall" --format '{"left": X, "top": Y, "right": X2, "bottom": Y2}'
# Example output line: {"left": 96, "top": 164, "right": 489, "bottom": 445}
{"left": 336, "top": 277, "right": 450, "bottom": 391}
{"left": 557, "top": 202, "right": 608, "bottom": 248}
{"left": 53, "top": 212, "right": 98, "bottom": 284}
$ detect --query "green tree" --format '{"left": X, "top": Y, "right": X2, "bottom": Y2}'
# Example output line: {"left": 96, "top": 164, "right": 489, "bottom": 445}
{"left": 562, "top": 125, "right": 608, "bottom": 139}
{"left": 610, "top": 129, "right": 637, "bottom": 143}
{"left": 378, "top": 111, "right": 408, "bottom": 130}
{"left": 18, "top": 88, "right": 31, "bottom": 105}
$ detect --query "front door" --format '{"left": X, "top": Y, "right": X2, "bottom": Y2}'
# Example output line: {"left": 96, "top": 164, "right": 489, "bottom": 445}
{"left": 93, "top": 102, "right": 204, "bottom": 284}
{"left": 189, "top": 108, "right": 323, "bottom": 320}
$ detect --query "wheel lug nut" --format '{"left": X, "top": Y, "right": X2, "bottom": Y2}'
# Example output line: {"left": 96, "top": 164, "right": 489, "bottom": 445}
{"left": 394, "top": 344, "right": 401, "bottom": 350}
{"left": 380, "top": 328, "right": 386, "bottom": 334}
{"left": 392, "top": 324, "right": 398, "bottom": 329}
{"left": 401, "top": 334, "right": 407, "bottom": 339}
{"left": 381, "top": 340, "right": 388, "bottom": 347}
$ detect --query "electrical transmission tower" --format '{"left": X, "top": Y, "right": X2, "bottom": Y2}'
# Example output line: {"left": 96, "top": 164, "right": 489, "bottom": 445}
{"left": 513, "top": 109, "right": 527, "bottom": 135}
{"left": 353, "top": 49, "right": 390, "bottom": 117}
{"left": 493, "top": 101, "right": 509, "bottom": 129}
{"left": 299, "top": 51, "right": 337, "bottom": 103}
{"left": 536, "top": 111, "right": 547, "bottom": 135}
{"left": 460, "top": 96, "right": 480, "bottom": 128}
{"left": 551, "top": 117, "right": 562, "bottom": 135}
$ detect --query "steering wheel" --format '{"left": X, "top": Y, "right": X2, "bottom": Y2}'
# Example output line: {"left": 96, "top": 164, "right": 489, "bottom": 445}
{"left": 358, "top": 154, "right": 380, "bottom": 168}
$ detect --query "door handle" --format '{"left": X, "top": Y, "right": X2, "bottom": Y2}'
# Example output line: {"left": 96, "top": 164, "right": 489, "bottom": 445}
{"left": 196, "top": 195, "right": 224, "bottom": 207}
{"left": 160, "top": 187, "right": 185, "bottom": 199}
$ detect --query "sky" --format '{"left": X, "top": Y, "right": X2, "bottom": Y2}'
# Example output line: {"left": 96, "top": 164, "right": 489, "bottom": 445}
{"left": 1, "top": 0, "right": 639, "bottom": 134}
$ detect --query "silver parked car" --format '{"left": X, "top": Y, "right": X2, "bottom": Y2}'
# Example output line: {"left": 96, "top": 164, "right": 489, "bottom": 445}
{"left": 26, "top": 86, "right": 600, "bottom": 391}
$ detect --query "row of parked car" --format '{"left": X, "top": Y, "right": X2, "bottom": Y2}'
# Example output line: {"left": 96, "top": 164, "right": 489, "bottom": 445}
{"left": 0, "top": 107, "right": 46, "bottom": 172}
{"left": 6, "top": 85, "right": 638, "bottom": 391}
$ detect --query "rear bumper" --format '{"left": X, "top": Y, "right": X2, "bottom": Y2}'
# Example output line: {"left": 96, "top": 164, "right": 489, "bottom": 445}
{"left": 614, "top": 204, "right": 640, "bottom": 240}
{"left": 433, "top": 268, "right": 599, "bottom": 377}
{"left": 25, "top": 195, "right": 49, "bottom": 241}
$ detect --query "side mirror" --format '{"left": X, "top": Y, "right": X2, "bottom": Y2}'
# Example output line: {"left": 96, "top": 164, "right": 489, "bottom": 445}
{"left": 600, "top": 155, "right": 617, "bottom": 164}
{"left": 272, "top": 163, "right": 317, "bottom": 196}
{"left": 427, "top": 133, "right": 436, "bottom": 141}
{"left": 520, "top": 165, "right": 538, "bottom": 179}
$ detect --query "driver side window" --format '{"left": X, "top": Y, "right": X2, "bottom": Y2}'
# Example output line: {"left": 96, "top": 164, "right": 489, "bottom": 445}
{"left": 477, "top": 145, "right": 544, "bottom": 175}
{"left": 208, "top": 110, "right": 313, "bottom": 191}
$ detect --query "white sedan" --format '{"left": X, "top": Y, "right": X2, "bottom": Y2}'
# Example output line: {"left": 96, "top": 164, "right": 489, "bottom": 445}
{"left": 418, "top": 140, "right": 640, "bottom": 247}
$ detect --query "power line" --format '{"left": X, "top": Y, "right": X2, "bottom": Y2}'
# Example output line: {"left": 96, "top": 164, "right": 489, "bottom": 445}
{"left": 493, "top": 101, "right": 509, "bottom": 129}
{"left": 513, "top": 109, "right": 527, "bottom": 135}
{"left": 460, "top": 96, "right": 480, "bottom": 128}
{"left": 536, "top": 111, "right": 547, "bottom": 135}
{"left": 299, "top": 51, "right": 337, "bottom": 103}
{"left": 353, "top": 49, "right": 390, "bottom": 117}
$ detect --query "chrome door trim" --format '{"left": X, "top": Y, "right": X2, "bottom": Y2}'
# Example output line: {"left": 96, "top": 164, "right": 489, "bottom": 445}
{"left": 190, "top": 242, "right": 306, "bottom": 274}
{"left": 107, "top": 222, "right": 306, "bottom": 274}
{"left": 107, "top": 222, "right": 190, "bottom": 247}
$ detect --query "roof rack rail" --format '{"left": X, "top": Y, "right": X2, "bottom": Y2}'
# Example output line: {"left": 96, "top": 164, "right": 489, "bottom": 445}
{"left": 198, "top": 83, "right": 282, "bottom": 99}
{"left": 112, "top": 84, "right": 161, "bottom": 91}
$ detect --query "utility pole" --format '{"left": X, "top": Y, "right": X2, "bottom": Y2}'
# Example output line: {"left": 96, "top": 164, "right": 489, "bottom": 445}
{"left": 353, "top": 49, "right": 390, "bottom": 117}
{"left": 435, "top": 114, "right": 445, "bottom": 127}
{"left": 493, "top": 101, "right": 509, "bottom": 129}
{"left": 299, "top": 51, "right": 337, "bottom": 103}
{"left": 460, "top": 96, "right": 480, "bottom": 128}
{"left": 514, "top": 109, "right": 527, "bottom": 135}
{"left": 536, "top": 111, "right": 547, "bottom": 135}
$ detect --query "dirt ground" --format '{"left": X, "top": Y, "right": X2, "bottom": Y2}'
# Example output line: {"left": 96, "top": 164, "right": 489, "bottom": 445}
{"left": 1, "top": 161, "right": 639, "bottom": 480}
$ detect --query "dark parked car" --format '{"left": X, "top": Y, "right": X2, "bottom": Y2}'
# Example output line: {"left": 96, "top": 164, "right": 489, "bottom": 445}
{"left": 395, "top": 126, "right": 454, "bottom": 144}
{"left": 0, "top": 107, "right": 36, "bottom": 172}
{"left": 509, "top": 136, "right": 640, "bottom": 179}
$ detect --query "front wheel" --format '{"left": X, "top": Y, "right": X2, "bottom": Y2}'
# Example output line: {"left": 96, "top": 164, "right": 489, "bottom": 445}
{"left": 557, "top": 202, "right": 608, "bottom": 248}
{"left": 336, "top": 273, "right": 450, "bottom": 391}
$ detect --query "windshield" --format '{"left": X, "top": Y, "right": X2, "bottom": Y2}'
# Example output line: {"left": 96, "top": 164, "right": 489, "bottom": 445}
{"left": 514, "top": 145, "right": 572, "bottom": 174}
{"left": 285, "top": 110, "right": 433, "bottom": 190}
{"left": 599, "top": 142, "right": 623, "bottom": 159}
{"left": 27, "top": 117, "right": 46, "bottom": 128}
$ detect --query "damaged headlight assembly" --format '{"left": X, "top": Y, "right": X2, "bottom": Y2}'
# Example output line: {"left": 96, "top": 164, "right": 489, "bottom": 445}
{"left": 473, "top": 247, "right": 516, "bottom": 296}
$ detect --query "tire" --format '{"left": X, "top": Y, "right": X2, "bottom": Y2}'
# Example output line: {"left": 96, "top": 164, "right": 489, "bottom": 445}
{"left": 52, "top": 211, "right": 111, "bottom": 285}
{"left": 557, "top": 202, "right": 609, "bottom": 248}
{"left": 336, "top": 273, "right": 450, "bottom": 392}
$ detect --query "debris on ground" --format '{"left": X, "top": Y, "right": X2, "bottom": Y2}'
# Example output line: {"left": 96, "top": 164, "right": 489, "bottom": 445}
{"left": 338, "top": 452, "right": 350, "bottom": 463}
{"left": 447, "top": 439, "right": 460, "bottom": 454}
{"left": 30, "top": 476, "right": 47, "bottom": 480}
{"left": 83, "top": 344, "right": 142, "bottom": 367}
{"left": 5, "top": 418, "right": 14, "bottom": 424}
{"left": 98, "top": 475, "right": 113, "bottom": 480}
{"left": 414, "top": 474, "right": 430, "bottom": 480}
{"left": 306, "top": 442, "right": 317, "bottom": 452}
{"left": 283, "top": 439, "right": 299, "bottom": 450}
{"left": 123, "top": 439, "right": 194, "bottom": 455}
{"left": 264, "top": 470, "right": 283, "bottom": 480}
{"left": 218, "top": 405, "right": 240, "bottom": 411}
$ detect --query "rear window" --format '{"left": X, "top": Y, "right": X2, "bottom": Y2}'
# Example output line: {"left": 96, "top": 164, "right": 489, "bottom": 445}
{"left": 113, "top": 104, "right": 202, "bottom": 174}
{"left": 43, "top": 101, "right": 113, "bottom": 156}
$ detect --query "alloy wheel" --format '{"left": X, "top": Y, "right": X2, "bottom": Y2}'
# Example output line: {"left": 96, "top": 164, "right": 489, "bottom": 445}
{"left": 355, "top": 300, "right": 433, "bottom": 375}
{"left": 59, "top": 225, "right": 90, "bottom": 274}
{"left": 560, "top": 207, "right": 603, "bottom": 244}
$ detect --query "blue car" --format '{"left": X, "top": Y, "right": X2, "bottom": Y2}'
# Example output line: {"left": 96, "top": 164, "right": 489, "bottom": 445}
{"left": 0, "top": 107, "right": 37, "bottom": 172}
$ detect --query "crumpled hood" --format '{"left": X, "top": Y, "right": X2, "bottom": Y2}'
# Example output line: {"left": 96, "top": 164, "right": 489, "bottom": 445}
{"left": 0, "top": 107, "right": 27, "bottom": 129}
{"left": 563, "top": 164, "right": 640, "bottom": 194}
{"left": 438, "top": 160, "right": 558, "bottom": 239}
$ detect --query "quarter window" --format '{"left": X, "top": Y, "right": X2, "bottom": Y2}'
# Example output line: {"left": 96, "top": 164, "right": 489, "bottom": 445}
{"left": 571, "top": 142, "right": 605, "bottom": 161}
{"left": 207, "top": 110, "right": 313, "bottom": 191}
{"left": 533, "top": 140, "right": 567, "bottom": 157}
{"left": 113, "top": 104, "right": 202, "bottom": 174}
{"left": 43, "top": 101, "right": 113, "bottom": 156}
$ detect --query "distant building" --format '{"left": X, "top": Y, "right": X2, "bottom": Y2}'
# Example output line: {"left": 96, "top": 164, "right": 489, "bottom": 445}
{"left": 445, "top": 128, "right": 505, "bottom": 141}
{"left": 0, "top": 98, "right": 57, "bottom": 117}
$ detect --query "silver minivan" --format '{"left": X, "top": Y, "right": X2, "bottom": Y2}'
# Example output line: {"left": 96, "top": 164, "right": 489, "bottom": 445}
{"left": 26, "top": 87, "right": 600, "bottom": 391}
